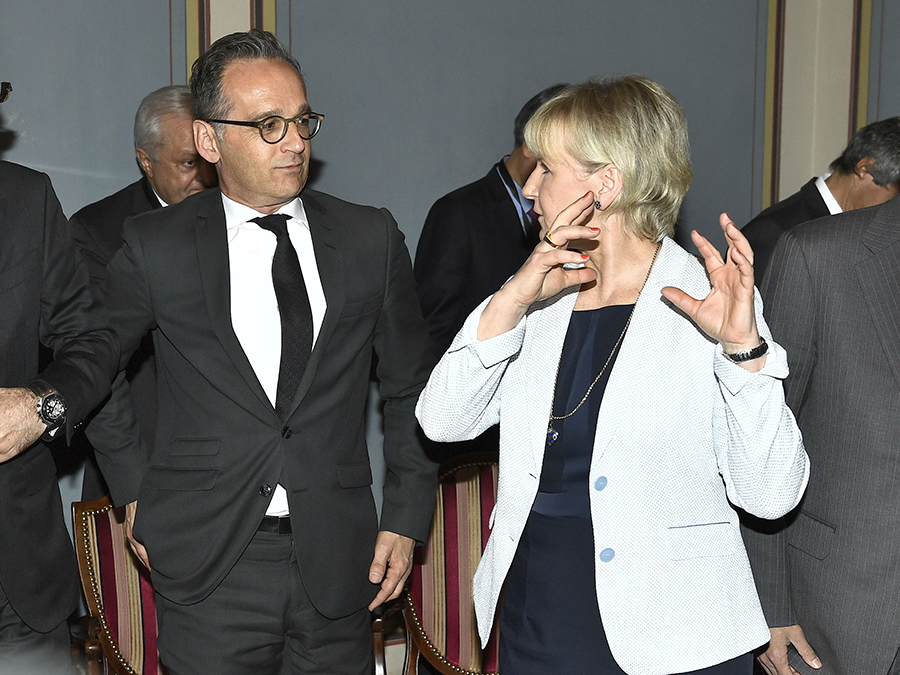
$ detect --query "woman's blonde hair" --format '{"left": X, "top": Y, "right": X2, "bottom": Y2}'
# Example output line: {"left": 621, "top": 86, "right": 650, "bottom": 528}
{"left": 524, "top": 75, "right": 692, "bottom": 241}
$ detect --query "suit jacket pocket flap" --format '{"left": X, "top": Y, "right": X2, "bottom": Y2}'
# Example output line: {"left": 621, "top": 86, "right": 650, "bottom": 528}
{"left": 668, "top": 522, "right": 736, "bottom": 560}
{"left": 169, "top": 438, "right": 221, "bottom": 456}
{"left": 338, "top": 462, "right": 373, "bottom": 488}
{"left": 341, "top": 293, "right": 381, "bottom": 319}
{"left": 786, "top": 511, "right": 834, "bottom": 560}
{"left": 145, "top": 466, "right": 218, "bottom": 491}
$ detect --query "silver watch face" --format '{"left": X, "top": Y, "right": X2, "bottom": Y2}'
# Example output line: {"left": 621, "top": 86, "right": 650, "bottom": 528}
{"left": 41, "top": 393, "right": 66, "bottom": 424}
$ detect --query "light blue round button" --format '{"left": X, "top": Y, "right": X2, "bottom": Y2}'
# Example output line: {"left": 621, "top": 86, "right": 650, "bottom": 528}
{"left": 599, "top": 548, "right": 615, "bottom": 562}
{"left": 594, "top": 476, "right": 608, "bottom": 491}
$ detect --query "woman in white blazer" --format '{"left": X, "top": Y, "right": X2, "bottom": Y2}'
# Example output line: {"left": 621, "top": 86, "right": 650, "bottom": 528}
{"left": 416, "top": 76, "right": 809, "bottom": 675}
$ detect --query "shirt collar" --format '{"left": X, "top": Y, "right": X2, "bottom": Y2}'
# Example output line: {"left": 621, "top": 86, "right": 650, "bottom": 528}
{"left": 151, "top": 188, "right": 169, "bottom": 209}
{"left": 815, "top": 173, "right": 843, "bottom": 215}
{"left": 221, "top": 193, "right": 308, "bottom": 230}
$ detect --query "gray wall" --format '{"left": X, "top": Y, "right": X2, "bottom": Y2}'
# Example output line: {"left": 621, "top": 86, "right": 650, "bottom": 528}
{"left": 0, "top": 0, "right": 185, "bottom": 214}
{"left": 292, "top": 0, "right": 769, "bottom": 253}
{"left": 869, "top": 0, "right": 900, "bottom": 123}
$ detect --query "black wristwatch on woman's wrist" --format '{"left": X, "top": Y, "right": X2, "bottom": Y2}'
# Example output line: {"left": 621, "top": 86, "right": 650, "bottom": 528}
{"left": 26, "top": 379, "right": 67, "bottom": 439}
{"left": 723, "top": 337, "right": 769, "bottom": 363}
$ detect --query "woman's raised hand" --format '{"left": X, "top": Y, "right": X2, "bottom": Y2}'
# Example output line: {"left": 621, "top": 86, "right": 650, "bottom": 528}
{"left": 660, "top": 213, "right": 764, "bottom": 365}
{"left": 477, "top": 192, "right": 600, "bottom": 340}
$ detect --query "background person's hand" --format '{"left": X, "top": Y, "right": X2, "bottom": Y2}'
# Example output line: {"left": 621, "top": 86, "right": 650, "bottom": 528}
{"left": 757, "top": 625, "right": 821, "bottom": 675}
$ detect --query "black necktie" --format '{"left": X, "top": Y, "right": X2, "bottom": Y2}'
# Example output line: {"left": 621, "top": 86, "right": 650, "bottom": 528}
{"left": 252, "top": 214, "right": 313, "bottom": 419}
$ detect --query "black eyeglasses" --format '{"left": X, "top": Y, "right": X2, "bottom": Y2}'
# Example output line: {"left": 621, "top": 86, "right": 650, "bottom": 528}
{"left": 205, "top": 112, "right": 324, "bottom": 144}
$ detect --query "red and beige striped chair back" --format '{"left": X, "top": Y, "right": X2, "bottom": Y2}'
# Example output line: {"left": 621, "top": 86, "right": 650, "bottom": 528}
{"left": 403, "top": 452, "right": 500, "bottom": 674}
{"left": 72, "top": 496, "right": 166, "bottom": 675}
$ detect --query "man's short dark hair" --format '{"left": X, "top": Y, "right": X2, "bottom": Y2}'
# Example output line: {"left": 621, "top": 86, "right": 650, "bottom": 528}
{"left": 829, "top": 116, "right": 900, "bottom": 186}
{"left": 190, "top": 29, "right": 304, "bottom": 131}
{"left": 513, "top": 83, "right": 570, "bottom": 148}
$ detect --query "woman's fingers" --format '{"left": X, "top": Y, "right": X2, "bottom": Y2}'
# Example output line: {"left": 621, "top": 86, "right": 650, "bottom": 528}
{"left": 721, "top": 215, "right": 755, "bottom": 267}
{"left": 540, "top": 192, "right": 597, "bottom": 250}
{"left": 690, "top": 229, "right": 725, "bottom": 272}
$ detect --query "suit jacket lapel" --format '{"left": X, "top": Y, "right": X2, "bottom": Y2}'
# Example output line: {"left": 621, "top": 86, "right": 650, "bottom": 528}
{"left": 193, "top": 191, "right": 274, "bottom": 416}
{"left": 856, "top": 197, "right": 900, "bottom": 390}
{"left": 284, "top": 192, "right": 345, "bottom": 420}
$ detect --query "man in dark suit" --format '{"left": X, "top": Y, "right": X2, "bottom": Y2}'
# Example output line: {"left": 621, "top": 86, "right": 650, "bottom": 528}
{"left": 0, "top": 161, "right": 118, "bottom": 673}
{"left": 71, "top": 85, "right": 216, "bottom": 499}
{"left": 742, "top": 116, "right": 900, "bottom": 279}
{"left": 415, "top": 83, "right": 568, "bottom": 359}
{"left": 413, "top": 84, "right": 566, "bottom": 462}
{"left": 91, "top": 30, "right": 436, "bottom": 674}
{"left": 742, "top": 194, "right": 900, "bottom": 675}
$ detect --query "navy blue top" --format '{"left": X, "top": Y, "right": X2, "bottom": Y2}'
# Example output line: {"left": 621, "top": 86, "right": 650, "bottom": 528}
{"left": 533, "top": 304, "right": 633, "bottom": 518}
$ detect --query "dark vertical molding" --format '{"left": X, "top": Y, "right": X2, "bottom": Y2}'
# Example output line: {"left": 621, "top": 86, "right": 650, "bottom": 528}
{"left": 849, "top": 0, "right": 871, "bottom": 134}
{"left": 201, "top": 0, "right": 210, "bottom": 56}
{"left": 771, "top": 0, "right": 785, "bottom": 204}
{"left": 251, "top": 0, "right": 264, "bottom": 29}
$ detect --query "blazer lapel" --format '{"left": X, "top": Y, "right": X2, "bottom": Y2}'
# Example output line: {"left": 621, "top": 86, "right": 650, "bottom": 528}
{"left": 193, "top": 191, "right": 274, "bottom": 416}
{"left": 856, "top": 197, "right": 900, "bottom": 390}
{"left": 284, "top": 192, "right": 345, "bottom": 420}
{"left": 591, "top": 238, "right": 683, "bottom": 461}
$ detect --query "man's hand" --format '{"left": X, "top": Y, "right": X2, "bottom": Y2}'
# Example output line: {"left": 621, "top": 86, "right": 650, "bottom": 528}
{"left": 124, "top": 500, "right": 151, "bottom": 570}
{"left": 367, "top": 531, "right": 415, "bottom": 611}
{"left": 757, "top": 625, "right": 821, "bottom": 675}
{"left": 0, "top": 387, "right": 46, "bottom": 463}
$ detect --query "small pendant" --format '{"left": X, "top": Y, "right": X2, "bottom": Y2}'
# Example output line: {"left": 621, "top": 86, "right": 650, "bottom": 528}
{"left": 546, "top": 423, "right": 559, "bottom": 446}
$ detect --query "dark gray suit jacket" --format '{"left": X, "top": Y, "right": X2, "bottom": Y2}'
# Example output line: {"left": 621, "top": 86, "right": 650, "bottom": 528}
{"left": 93, "top": 187, "right": 437, "bottom": 618}
{"left": 70, "top": 177, "right": 160, "bottom": 499}
{"left": 0, "top": 161, "right": 118, "bottom": 630}
{"left": 741, "top": 177, "right": 831, "bottom": 282}
{"left": 742, "top": 195, "right": 900, "bottom": 675}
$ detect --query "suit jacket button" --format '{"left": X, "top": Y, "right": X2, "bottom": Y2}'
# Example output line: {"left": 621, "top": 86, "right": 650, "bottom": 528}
{"left": 281, "top": 426, "right": 292, "bottom": 439}
{"left": 259, "top": 484, "right": 273, "bottom": 497}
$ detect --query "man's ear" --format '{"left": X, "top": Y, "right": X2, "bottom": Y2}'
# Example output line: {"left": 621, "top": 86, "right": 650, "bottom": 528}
{"left": 194, "top": 120, "right": 221, "bottom": 165}
{"left": 135, "top": 147, "right": 154, "bottom": 178}
{"left": 854, "top": 157, "right": 877, "bottom": 181}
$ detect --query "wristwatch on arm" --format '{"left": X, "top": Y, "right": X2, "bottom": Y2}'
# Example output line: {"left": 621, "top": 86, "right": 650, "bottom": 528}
{"left": 26, "top": 379, "right": 67, "bottom": 440}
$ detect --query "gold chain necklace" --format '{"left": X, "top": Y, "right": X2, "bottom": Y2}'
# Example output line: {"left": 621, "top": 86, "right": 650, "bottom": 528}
{"left": 546, "top": 241, "right": 662, "bottom": 446}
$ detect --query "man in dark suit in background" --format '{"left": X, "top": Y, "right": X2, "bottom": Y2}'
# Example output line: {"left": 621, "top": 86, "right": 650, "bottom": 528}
{"left": 742, "top": 194, "right": 900, "bottom": 675}
{"left": 0, "top": 160, "right": 118, "bottom": 674}
{"left": 91, "top": 30, "right": 436, "bottom": 674}
{"left": 413, "top": 84, "right": 566, "bottom": 462}
{"left": 415, "top": 83, "right": 568, "bottom": 358}
{"left": 741, "top": 116, "right": 900, "bottom": 279}
{"left": 71, "top": 85, "right": 216, "bottom": 499}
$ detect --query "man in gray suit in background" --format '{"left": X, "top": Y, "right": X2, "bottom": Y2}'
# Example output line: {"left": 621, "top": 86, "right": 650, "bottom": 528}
{"left": 742, "top": 194, "right": 900, "bottom": 675}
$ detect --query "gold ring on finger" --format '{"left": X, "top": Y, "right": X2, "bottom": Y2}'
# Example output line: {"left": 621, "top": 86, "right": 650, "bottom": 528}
{"left": 543, "top": 231, "right": 562, "bottom": 249}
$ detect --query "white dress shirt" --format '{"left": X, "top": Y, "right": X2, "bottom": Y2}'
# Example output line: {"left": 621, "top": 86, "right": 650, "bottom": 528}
{"left": 223, "top": 194, "right": 327, "bottom": 516}
{"left": 815, "top": 173, "right": 843, "bottom": 215}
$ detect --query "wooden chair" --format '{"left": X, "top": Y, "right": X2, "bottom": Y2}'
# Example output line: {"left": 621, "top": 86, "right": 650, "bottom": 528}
{"left": 72, "top": 496, "right": 167, "bottom": 675}
{"left": 374, "top": 451, "right": 501, "bottom": 675}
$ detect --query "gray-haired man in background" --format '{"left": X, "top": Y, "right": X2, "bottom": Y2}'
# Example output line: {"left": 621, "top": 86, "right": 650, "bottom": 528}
{"left": 70, "top": 85, "right": 216, "bottom": 498}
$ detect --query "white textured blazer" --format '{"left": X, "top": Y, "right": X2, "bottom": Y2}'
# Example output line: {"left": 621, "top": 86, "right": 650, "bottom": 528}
{"left": 416, "top": 237, "right": 809, "bottom": 675}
